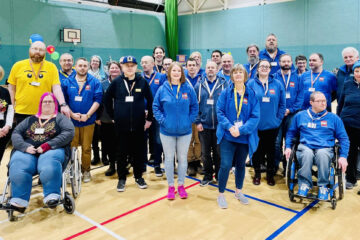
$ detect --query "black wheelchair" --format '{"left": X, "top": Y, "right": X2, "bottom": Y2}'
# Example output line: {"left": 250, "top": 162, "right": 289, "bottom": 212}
{"left": 286, "top": 143, "right": 345, "bottom": 209}
{"left": 0, "top": 147, "right": 81, "bottom": 221}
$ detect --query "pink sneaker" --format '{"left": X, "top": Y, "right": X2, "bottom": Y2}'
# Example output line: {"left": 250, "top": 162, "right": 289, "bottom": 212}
{"left": 178, "top": 185, "right": 188, "bottom": 199}
{"left": 167, "top": 186, "right": 175, "bottom": 200}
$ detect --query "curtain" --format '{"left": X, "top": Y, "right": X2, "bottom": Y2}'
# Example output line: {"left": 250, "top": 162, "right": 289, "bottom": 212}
{"left": 165, "top": 0, "right": 178, "bottom": 60}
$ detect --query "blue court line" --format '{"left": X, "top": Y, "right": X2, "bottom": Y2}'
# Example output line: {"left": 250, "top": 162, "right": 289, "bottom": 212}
{"left": 185, "top": 175, "right": 299, "bottom": 214}
{"left": 265, "top": 200, "right": 319, "bottom": 240}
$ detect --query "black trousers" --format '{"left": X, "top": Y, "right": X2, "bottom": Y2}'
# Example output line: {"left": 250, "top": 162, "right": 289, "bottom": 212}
{"left": 198, "top": 128, "right": 220, "bottom": 180}
{"left": 345, "top": 125, "right": 360, "bottom": 184}
{"left": 100, "top": 122, "right": 116, "bottom": 166}
{"left": 252, "top": 128, "right": 279, "bottom": 177}
{"left": 116, "top": 130, "right": 146, "bottom": 180}
{"left": 92, "top": 124, "right": 101, "bottom": 160}
{"left": 0, "top": 120, "right": 12, "bottom": 165}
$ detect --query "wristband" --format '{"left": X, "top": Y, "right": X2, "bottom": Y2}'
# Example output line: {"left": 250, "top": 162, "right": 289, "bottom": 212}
{"left": 40, "top": 143, "right": 51, "bottom": 153}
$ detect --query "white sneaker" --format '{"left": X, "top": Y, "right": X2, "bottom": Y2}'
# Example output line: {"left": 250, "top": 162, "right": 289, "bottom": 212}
{"left": 83, "top": 171, "right": 91, "bottom": 183}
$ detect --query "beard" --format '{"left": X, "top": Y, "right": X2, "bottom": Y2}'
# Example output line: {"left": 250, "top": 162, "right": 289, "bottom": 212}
{"left": 266, "top": 46, "right": 276, "bottom": 54}
{"left": 248, "top": 56, "right": 259, "bottom": 65}
{"left": 30, "top": 53, "right": 45, "bottom": 63}
{"left": 281, "top": 65, "right": 291, "bottom": 71}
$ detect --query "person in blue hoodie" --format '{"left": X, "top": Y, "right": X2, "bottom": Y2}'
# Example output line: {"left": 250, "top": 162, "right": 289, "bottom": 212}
{"left": 259, "top": 33, "right": 287, "bottom": 75}
{"left": 59, "top": 53, "right": 76, "bottom": 84}
{"left": 217, "top": 54, "right": 233, "bottom": 82}
{"left": 153, "top": 62, "right": 198, "bottom": 200}
{"left": 295, "top": 55, "right": 308, "bottom": 76}
{"left": 244, "top": 44, "right": 260, "bottom": 79}
{"left": 216, "top": 64, "right": 260, "bottom": 209}
{"left": 285, "top": 91, "right": 349, "bottom": 200}
{"left": 62, "top": 57, "right": 103, "bottom": 183}
{"left": 273, "top": 54, "right": 304, "bottom": 175}
{"left": 194, "top": 61, "right": 227, "bottom": 187}
{"left": 247, "top": 59, "right": 286, "bottom": 186}
{"left": 337, "top": 61, "right": 360, "bottom": 190}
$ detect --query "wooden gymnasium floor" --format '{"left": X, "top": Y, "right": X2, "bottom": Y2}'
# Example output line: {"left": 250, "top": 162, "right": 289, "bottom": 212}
{"left": 0, "top": 146, "right": 360, "bottom": 240}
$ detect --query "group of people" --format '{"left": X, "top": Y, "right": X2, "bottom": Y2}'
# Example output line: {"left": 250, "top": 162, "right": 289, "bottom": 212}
{"left": 0, "top": 32, "right": 359, "bottom": 212}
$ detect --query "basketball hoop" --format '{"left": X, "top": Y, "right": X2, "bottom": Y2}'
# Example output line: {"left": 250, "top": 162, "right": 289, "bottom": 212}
{"left": 72, "top": 38, "right": 80, "bottom": 46}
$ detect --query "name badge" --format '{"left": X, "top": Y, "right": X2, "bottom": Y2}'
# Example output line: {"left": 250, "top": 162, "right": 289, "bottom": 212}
{"left": 308, "top": 87, "right": 315, "bottom": 92}
{"left": 0, "top": 114, "right": 4, "bottom": 120}
{"left": 307, "top": 122, "right": 316, "bottom": 129}
{"left": 234, "top": 120, "right": 243, "bottom": 128}
{"left": 35, "top": 128, "right": 45, "bottom": 134}
{"left": 30, "top": 82, "right": 40, "bottom": 87}
{"left": 135, "top": 88, "right": 141, "bottom": 92}
{"left": 125, "top": 96, "right": 134, "bottom": 102}
{"left": 286, "top": 92, "right": 291, "bottom": 99}
{"left": 75, "top": 96, "right": 83, "bottom": 102}
{"left": 207, "top": 99, "right": 214, "bottom": 105}
{"left": 271, "top": 62, "right": 277, "bottom": 66}
{"left": 262, "top": 97, "right": 270, "bottom": 102}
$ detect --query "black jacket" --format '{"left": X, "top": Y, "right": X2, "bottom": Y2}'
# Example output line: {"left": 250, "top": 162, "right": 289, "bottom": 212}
{"left": 104, "top": 73, "right": 153, "bottom": 132}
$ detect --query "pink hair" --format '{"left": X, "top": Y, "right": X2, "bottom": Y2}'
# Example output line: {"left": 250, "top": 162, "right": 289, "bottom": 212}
{"left": 36, "top": 92, "right": 58, "bottom": 117}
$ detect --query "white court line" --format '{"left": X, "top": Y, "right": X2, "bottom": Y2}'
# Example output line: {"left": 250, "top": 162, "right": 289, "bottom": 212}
{"left": 74, "top": 211, "right": 126, "bottom": 240}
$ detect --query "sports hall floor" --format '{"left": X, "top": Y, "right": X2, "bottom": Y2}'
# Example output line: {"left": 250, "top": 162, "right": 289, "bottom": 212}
{"left": 0, "top": 146, "right": 359, "bottom": 240}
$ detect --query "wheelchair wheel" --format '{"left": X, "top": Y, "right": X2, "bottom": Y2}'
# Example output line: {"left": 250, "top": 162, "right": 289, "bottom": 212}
{"left": 337, "top": 169, "right": 344, "bottom": 200}
{"left": 70, "top": 147, "right": 81, "bottom": 199}
{"left": 64, "top": 192, "right": 75, "bottom": 214}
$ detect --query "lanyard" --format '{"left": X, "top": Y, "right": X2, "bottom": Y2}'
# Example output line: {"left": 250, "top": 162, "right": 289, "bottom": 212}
{"left": 29, "top": 60, "right": 44, "bottom": 80}
{"left": 281, "top": 71, "right": 291, "bottom": 90}
{"left": 204, "top": 78, "right": 219, "bottom": 99}
{"left": 143, "top": 72, "right": 157, "bottom": 85}
{"left": 38, "top": 115, "right": 55, "bottom": 128}
{"left": 249, "top": 63, "right": 257, "bottom": 78}
{"left": 170, "top": 83, "right": 181, "bottom": 99}
{"left": 234, "top": 85, "right": 245, "bottom": 120}
{"left": 307, "top": 109, "right": 328, "bottom": 121}
{"left": 124, "top": 80, "right": 136, "bottom": 96}
{"left": 261, "top": 79, "right": 269, "bottom": 96}
{"left": 311, "top": 70, "right": 323, "bottom": 88}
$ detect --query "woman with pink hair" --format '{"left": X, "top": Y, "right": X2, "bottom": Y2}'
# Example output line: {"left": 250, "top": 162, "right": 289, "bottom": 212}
{"left": 1, "top": 92, "right": 74, "bottom": 213}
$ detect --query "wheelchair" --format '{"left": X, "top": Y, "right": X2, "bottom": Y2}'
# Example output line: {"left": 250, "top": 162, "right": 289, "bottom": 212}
{"left": 286, "top": 143, "right": 345, "bottom": 210}
{"left": 0, "top": 146, "right": 81, "bottom": 221}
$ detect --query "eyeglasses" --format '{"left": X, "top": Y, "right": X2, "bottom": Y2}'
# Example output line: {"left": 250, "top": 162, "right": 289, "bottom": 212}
{"left": 313, "top": 100, "right": 326, "bottom": 103}
{"left": 259, "top": 66, "right": 270, "bottom": 69}
{"left": 42, "top": 100, "right": 54, "bottom": 104}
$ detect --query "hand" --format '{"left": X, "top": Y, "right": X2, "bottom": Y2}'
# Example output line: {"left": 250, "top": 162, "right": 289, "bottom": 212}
{"left": 26, "top": 146, "right": 37, "bottom": 154}
{"left": 229, "top": 126, "right": 240, "bottom": 137}
{"left": 95, "top": 120, "right": 101, "bottom": 125}
{"left": 285, "top": 148, "right": 292, "bottom": 160}
{"left": 61, "top": 105, "right": 71, "bottom": 118}
{"left": 71, "top": 113, "right": 81, "bottom": 121}
{"left": 144, "top": 120, "right": 152, "bottom": 130}
{"left": 197, "top": 124, "right": 204, "bottom": 132}
{"left": 338, "top": 157, "right": 348, "bottom": 173}
{"left": 79, "top": 114, "right": 89, "bottom": 122}
{"left": 285, "top": 109, "right": 290, "bottom": 116}
{"left": 36, "top": 146, "right": 43, "bottom": 154}
{"left": 0, "top": 126, "right": 10, "bottom": 138}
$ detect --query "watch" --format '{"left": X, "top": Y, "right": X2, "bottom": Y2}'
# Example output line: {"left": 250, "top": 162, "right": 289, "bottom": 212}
{"left": 60, "top": 103, "right": 67, "bottom": 107}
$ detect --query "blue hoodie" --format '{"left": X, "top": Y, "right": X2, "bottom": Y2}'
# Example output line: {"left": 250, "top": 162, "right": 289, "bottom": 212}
{"left": 273, "top": 70, "right": 304, "bottom": 114}
{"left": 141, "top": 71, "right": 165, "bottom": 97}
{"left": 244, "top": 62, "right": 259, "bottom": 79}
{"left": 62, "top": 73, "right": 103, "bottom": 127}
{"left": 259, "top": 48, "right": 286, "bottom": 75}
{"left": 153, "top": 81, "right": 199, "bottom": 137}
{"left": 59, "top": 69, "right": 76, "bottom": 84}
{"left": 184, "top": 69, "right": 202, "bottom": 87}
{"left": 336, "top": 64, "right": 354, "bottom": 102}
{"left": 217, "top": 70, "right": 231, "bottom": 82}
{"left": 247, "top": 76, "right": 286, "bottom": 130}
{"left": 216, "top": 83, "right": 260, "bottom": 158}
{"left": 301, "top": 70, "right": 337, "bottom": 111}
{"left": 194, "top": 76, "right": 228, "bottom": 129}
{"left": 285, "top": 109, "right": 349, "bottom": 158}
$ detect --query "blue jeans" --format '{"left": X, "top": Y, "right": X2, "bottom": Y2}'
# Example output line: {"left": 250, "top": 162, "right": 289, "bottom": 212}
{"left": 218, "top": 139, "right": 248, "bottom": 193}
{"left": 275, "top": 114, "right": 295, "bottom": 168}
{"left": 9, "top": 149, "right": 65, "bottom": 207}
{"left": 296, "top": 144, "right": 333, "bottom": 188}
{"left": 160, "top": 133, "right": 192, "bottom": 186}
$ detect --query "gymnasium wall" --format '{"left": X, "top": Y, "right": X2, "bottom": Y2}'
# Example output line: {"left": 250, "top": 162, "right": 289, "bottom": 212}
{"left": 178, "top": 0, "right": 360, "bottom": 71}
{"left": 0, "top": 0, "right": 165, "bottom": 82}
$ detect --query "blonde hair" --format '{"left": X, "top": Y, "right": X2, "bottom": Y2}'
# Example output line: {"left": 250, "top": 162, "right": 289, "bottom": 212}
{"left": 230, "top": 64, "right": 248, "bottom": 83}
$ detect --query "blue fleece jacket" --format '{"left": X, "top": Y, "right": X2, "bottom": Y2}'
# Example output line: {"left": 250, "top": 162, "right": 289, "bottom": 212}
{"left": 336, "top": 64, "right": 353, "bottom": 102}
{"left": 301, "top": 70, "right": 337, "bottom": 111}
{"left": 184, "top": 69, "right": 202, "bottom": 87}
{"left": 59, "top": 69, "right": 76, "bottom": 84}
{"left": 273, "top": 70, "right": 304, "bottom": 113}
{"left": 141, "top": 71, "right": 165, "bottom": 97}
{"left": 247, "top": 76, "right": 286, "bottom": 130}
{"left": 62, "top": 73, "right": 103, "bottom": 127}
{"left": 217, "top": 70, "right": 231, "bottom": 82}
{"left": 285, "top": 109, "right": 349, "bottom": 158}
{"left": 216, "top": 83, "right": 260, "bottom": 158}
{"left": 194, "top": 76, "right": 228, "bottom": 129}
{"left": 244, "top": 62, "right": 259, "bottom": 79}
{"left": 259, "top": 48, "right": 287, "bottom": 75}
{"left": 153, "top": 81, "right": 199, "bottom": 137}
{"left": 338, "top": 78, "right": 360, "bottom": 129}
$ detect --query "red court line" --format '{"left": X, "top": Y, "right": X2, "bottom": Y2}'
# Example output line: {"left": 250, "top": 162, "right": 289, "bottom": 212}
{"left": 64, "top": 181, "right": 200, "bottom": 240}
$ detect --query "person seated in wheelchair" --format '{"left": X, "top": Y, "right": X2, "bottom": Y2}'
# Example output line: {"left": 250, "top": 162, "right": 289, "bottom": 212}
{"left": 284, "top": 91, "right": 349, "bottom": 200}
{"left": 3, "top": 92, "right": 74, "bottom": 213}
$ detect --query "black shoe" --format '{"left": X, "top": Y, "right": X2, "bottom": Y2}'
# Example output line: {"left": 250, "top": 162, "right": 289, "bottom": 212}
{"left": 148, "top": 159, "right": 155, "bottom": 166}
{"left": 102, "top": 157, "right": 109, "bottom": 166}
{"left": 200, "top": 178, "right": 212, "bottom": 187}
{"left": 187, "top": 166, "right": 197, "bottom": 177}
{"left": 135, "top": 178, "right": 148, "bottom": 189}
{"left": 267, "top": 176, "right": 275, "bottom": 186}
{"left": 117, "top": 179, "right": 126, "bottom": 192}
{"left": 46, "top": 199, "right": 59, "bottom": 209}
{"left": 91, "top": 158, "right": 100, "bottom": 165}
{"left": 358, "top": 189, "right": 360, "bottom": 195}
{"left": 154, "top": 167, "right": 163, "bottom": 177}
{"left": 105, "top": 166, "right": 116, "bottom": 176}
{"left": 0, "top": 203, "right": 26, "bottom": 213}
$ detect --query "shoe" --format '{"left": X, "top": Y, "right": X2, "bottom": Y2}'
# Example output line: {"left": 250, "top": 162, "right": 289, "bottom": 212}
{"left": 358, "top": 189, "right": 360, "bottom": 195}
{"left": 346, "top": 181, "right": 358, "bottom": 189}
{"left": 297, "top": 184, "right": 310, "bottom": 197}
{"left": 105, "top": 166, "right": 116, "bottom": 176}
{"left": 91, "top": 158, "right": 100, "bottom": 165}
{"left": 148, "top": 158, "right": 155, "bottom": 166}
{"left": 217, "top": 195, "right": 228, "bottom": 209}
{"left": 46, "top": 199, "right": 59, "bottom": 209}
{"left": 178, "top": 185, "right": 188, "bottom": 199}
{"left": 234, "top": 192, "right": 249, "bottom": 205}
{"left": 117, "top": 179, "right": 126, "bottom": 192}
{"left": 318, "top": 186, "right": 329, "bottom": 200}
{"left": 200, "top": 178, "right": 212, "bottom": 187}
{"left": 253, "top": 176, "right": 261, "bottom": 185}
{"left": 83, "top": 171, "right": 91, "bottom": 183}
{"left": 135, "top": 178, "right": 148, "bottom": 189}
{"left": 267, "top": 176, "right": 275, "bottom": 186}
{"left": 231, "top": 167, "right": 236, "bottom": 175}
{"left": 198, "top": 166, "right": 205, "bottom": 175}
{"left": 0, "top": 203, "right": 26, "bottom": 213}
{"left": 102, "top": 157, "right": 109, "bottom": 166}
{"left": 154, "top": 167, "right": 163, "bottom": 177}
{"left": 187, "top": 166, "right": 197, "bottom": 177}
{"left": 167, "top": 186, "right": 175, "bottom": 200}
